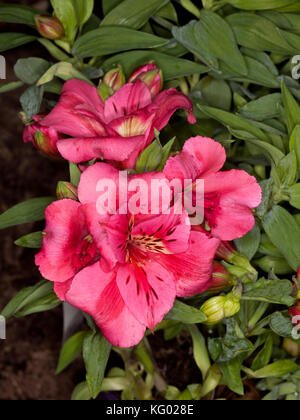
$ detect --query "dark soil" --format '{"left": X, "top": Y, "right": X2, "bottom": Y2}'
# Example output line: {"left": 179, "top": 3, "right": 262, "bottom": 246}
{"left": 0, "top": 0, "right": 202, "bottom": 400}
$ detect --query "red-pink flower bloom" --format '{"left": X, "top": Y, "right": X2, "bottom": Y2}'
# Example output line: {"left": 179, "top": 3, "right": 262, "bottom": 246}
{"left": 41, "top": 77, "right": 196, "bottom": 168}
{"left": 164, "top": 136, "right": 262, "bottom": 241}
{"left": 23, "top": 115, "right": 62, "bottom": 158}
{"left": 36, "top": 163, "right": 219, "bottom": 347}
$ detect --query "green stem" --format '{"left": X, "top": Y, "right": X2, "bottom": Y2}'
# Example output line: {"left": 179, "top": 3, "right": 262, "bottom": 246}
{"left": 248, "top": 303, "right": 269, "bottom": 329}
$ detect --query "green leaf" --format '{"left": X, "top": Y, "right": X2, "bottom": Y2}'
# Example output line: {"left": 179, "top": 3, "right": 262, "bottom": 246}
{"left": 16, "top": 293, "right": 61, "bottom": 317}
{"left": 197, "top": 104, "right": 269, "bottom": 142}
{"left": 290, "top": 125, "right": 300, "bottom": 174}
{"left": 0, "top": 4, "right": 41, "bottom": 26}
{"left": 83, "top": 332, "right": 112, "bottom": 399}
{"left": 20, "top": 85, "right": 44, "bottom": 119}
{"left": 136, "top": 138, "right": 163, "bottom": 173}
{"left": 102, "top": 0, "right": 123, "bottom": 15}
{"left": 165, "top": 300, "right": 207, "bottom": 324}
{"left": 254, "top": 256, "right": 294, "bottom": 275}
{"left": 234, "top": 223, "right": 261, "bottom": 260}
{"left": 103, "top": 50, "right": 208, "bottom": 81}
{"left": 251, "top": 334, "right": 273, "bottom": 371}
{"left": 14, "top": 58, "right": 51, "bottom": 85}
{"left": 243, "top": 278, "right": 294, "bottom": 306}
{"left": 0, "top": 81, "right": 24, "bottom": 94}
{"left": 72, "top": 0, "right": 94, "bottom": 27}
{"left": 1, "top": 280, "right": 58, "bottom": 319}
{"left": 71, "top": 382, "right": 91, "bottom": 401}
{"left": 218, "top": 356, "right": 244, "bottom": 396}
{"left": 226, "top": 13, "right": 295, "bottom": 55}
{"left": 136, "top": 342, "right": 154, "bottom": 374}
{"left": 156, "top": 2, "right": 178, "bottom": 23}
{"left": 262, "top": 205, "right": 300, "bottom": 271}
{"left": 281, "top": 80, "right": 300, "bottom": 135}
{"left": 15, "top": 232, "right": 43, "bottom": 249}
{"left": 0, "top": 197, "right": 55, "bottom": 230}
{"left": 56, "top": 331, "right": 87, "bottom": 374}
{"left": 69, "top": 162, "right": 81, "bottom": 187}
{"left": 187, "top": 325, "right": 211, "bottom": 378}
{"left": 173, "top": 12, "right": 247, "bottom": 76}
{"left": 270, "top": 312, "right": 294, "bottom": 337}
{"left": 72, "top": 27, "right": 167, "bottom": 58}
{"left": 238, "top": 94, "right": 282, "bottom": 122}
{"left": 38, "top": 38, "right": 71, "bottom": 61}
{"left": 225, "top": 0, "right": 298, "bottom": 10}
{"left": 272, "top": 151, "right": 298, "bottom": 187}
{"left": 256, "top": 178, "right": 274, "bottom": 218}
{"left": 50, "top": 0, "right": 78, "bottom": 43}
{"left": 253, "top": 360, "right": 299, "bottom": 379}
{"left": 0, "top": 33, "right": 36, "bottom": 52}
{"left": 289, "top": 183, "right": 300, "bottom": 209}
{"left": 157, "top": 137, "right": 176, "bottom": 171}
{"left": 37, "top": 62, "right": 91, "bottom": 86}
{"left": 101, "top": 0, "right": 169, "bottom": 29}
{"left": 199, "top": 77, "right": 232, "bottom": 111}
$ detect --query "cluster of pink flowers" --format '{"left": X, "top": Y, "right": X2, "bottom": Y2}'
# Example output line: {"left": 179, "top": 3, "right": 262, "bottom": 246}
{"left": 25, "top": 64, "right": 262, "bottom": 348}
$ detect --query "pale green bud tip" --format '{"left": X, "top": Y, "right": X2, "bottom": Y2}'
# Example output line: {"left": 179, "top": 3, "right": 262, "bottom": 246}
{"left": 56, "top": 181, "right": 78, "bottom": 201}
{"left": 103, "top": 66, "right": 126, "bottom": 92}
{"left": 35, "top": 15, "right": 65, "bottom": 40}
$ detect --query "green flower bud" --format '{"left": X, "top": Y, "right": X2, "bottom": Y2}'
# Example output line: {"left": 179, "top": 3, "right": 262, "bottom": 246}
{"left": 56, "top": 181, "right": 78, "bottom": 201}
{"left": 201, "top": 296, "right": 226, "bottom": 326}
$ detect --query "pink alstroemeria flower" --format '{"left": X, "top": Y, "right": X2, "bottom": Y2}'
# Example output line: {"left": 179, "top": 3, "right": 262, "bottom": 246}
{"left": 41, "top": 72, "right": 195, "bottom": 168}
{"left": 164, "top": 136, "right": 262, "bottom": 241}
{"left": 23, "top": 115, "right": 62, "bottom": 158}
{"left": 36, "top": 163, "right": 219, "bottom": 348}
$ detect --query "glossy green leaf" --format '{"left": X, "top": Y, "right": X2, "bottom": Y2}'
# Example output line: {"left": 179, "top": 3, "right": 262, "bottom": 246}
{"left": 16, "top": 293, "right": 61, "bottom": 317}
{"left": 281, "top": 80, "right": 300, "bottom": 135}
{"left": 102, "top": 0, "right": 123, "bottom": 15}
{"left": 243, "top": 278, "right": 294, "bottom": 306}
{"left": 72, "top": 0, "right": 94, "bottom": 27}
{"left": 218, "top": 356, "right": 244, "bottom": 396}
{"left": 225, "top": 0, "right": 297, "bottom": 10}
{"left": 253, "top": 360, "right": 299, "bottom": 379}
{"left": 1, "top": 281, "right": 57, "bottom": 319}
{"left": 173, "top": 12, "right": 247, "bottom": 76}
{"left": 0, "top": 81, "right": 24, "bottom": 94}
{"left": 83, "top": 332, "right": 112, "bottom": 399}
{"left": 103, "top": 50, "right": 208, "bottom": 80}
{"left": 254, "top": 256, "right": 294, "bottom": 275}
{"left": 101, "top": 0, "right": 169, "bottom": 29}
{"left": 72, "top": 27, "right": 167, "bottom": 58}
{"left": 251, "top": 334, "right": 273, "bottom": 371}
{"left": 270, "top": 312, "right": 294, "bottom": 337}
{"left": 56, "top": 331, "right": 88, "bottom": 374}
{"left": 20, "top": 85, "right": 44, "bottom": 119}
{"left": 187, "top": 325, "right": 211, "bottom": 379}
{"left": 227, "top": 13, "right": 295, "bottom": 55}
{"left": 0, "top": 4, "right": 41, "bottom": 26}
{"left": 136, "top": 138, "right": 163, "bottom": 173}
{"left": 0, "top": 33, "right": 36, "bottom": 52}
{"left": 234, "top": 223, "right": 261, "bottom": 260}
{"left": 238, "top": 94, "right": 281, "bottom": 122}
{"left": 15, "top": 232, "right": 43, "bottom": 249}
{"left": 0, "top": 197, "right": 55, "bottom": 230}
{"left": 262, "top": 205, "right": 300, "bottom": 271}
{"left": 71, "top": 382, "right": 91, "bottom": 401}
{"left": 165, "top": 300, "right": 207, "bottom": 324}
{"left": 50, "top": 0, "right": 78, "bottom": 43}
{"left": 14, "top": 58, "right": 51, "bottom": 85}
{"left": 37, "top": 62, "right": 91, "bottom": 86}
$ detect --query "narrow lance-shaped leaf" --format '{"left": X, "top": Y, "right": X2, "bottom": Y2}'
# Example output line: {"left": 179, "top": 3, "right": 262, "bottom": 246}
{"left": 0, "top": 197, "right": 55, "bottom": 230}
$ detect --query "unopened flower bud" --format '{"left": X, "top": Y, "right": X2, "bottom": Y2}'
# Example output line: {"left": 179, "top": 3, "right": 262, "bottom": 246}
{"left": 216, "top": 241, "right": 258, "bottom": 281}
{"left": 35, "top": 15, "right": 65, "bottom": 40}
{"left": 98, "top": 83, "right": 113, "bottom": 102}
{"left": 201, "top": 287, "right": 242, "bottom": 326}
{"left": 103, "top": 65, "right": 125, "bottom": 93}
{"left": 201, "top": 296, "right": 226, "bottom": 326}
{"left": 23, "top": 115, "right": 62, "bottom": 158}
{"left": 208, "top": 262, "right": 235, "bottom": 292}
{"left": 56, "top": 182, "right": 78, "bottom": 201}
{"left": 129, "top": 62, "right": 163, "bottom": 98}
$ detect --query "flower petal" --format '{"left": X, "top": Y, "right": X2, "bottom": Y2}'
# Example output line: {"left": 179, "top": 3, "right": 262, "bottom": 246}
{"left": 204, "top": 170, "right": 262, "bottom": 240}
{"left": 42, "top": 80, "right": 105, "bottom": 137}
{"left": 104, "top": 81, "right": 152, "bottom": 124}
{"left": 117, "top": 260, "right": 176, "bottom": 330}
{"left": 158, "top": 231, "right": 220, "bottom": 297}
{"left": 57, "top": 135, "right": 147, "bottom": 164}
{"left": 149, "top": 88, "right": 196, "bottom": 132}
{"left": 65, "top": 263, "right": 146, "bottom": 348}
{"left": 35, "top": 200, "right": 88, "bottom": 283}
